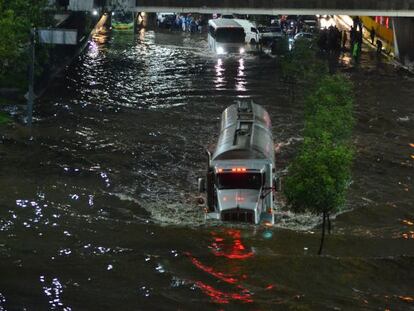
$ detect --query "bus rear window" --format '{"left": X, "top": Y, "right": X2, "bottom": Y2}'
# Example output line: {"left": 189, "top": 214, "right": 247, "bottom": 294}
{"left": 217, "top": 173, "right": 262, "bottom": 189}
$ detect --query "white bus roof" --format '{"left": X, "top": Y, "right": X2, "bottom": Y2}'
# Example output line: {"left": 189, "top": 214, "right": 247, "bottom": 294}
{"left": 208, "top": 18, "right": 243, "bottom": 29}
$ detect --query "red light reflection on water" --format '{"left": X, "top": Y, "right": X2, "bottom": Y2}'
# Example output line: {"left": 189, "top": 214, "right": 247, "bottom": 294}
{"left": 185, "top": 253, "right": 239, "bottom": 284}
{"left": 186, "top": 229, "right": 256, "bottom": 304}
{"left": 194, "top": 281, "right": 253, "bottom": 304}
{"left": 210, "top": 229, "right": 254, "bottom": 260}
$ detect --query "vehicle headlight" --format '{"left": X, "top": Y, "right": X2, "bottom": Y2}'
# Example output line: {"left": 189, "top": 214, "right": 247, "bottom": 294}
{"left": 239, "top": 47, "right": 245, "bottom": 54}
{"left": 216, "top": 47, "right": 225, "bottom": 55}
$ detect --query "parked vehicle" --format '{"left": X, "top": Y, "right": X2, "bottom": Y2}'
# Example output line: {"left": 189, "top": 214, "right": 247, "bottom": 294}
{"left": 299, "top": 15, "right": 319, "bottom": 31}
{"left": 258, "top": 25, "right": 284, "bottom": 45}
{"left": 198, "top": 101, "right": 279, "bottom": 225}
{"left": 233, "top": 19, "right": 261, "bottom": 45}
{"left": 293, "top": 32, "right": 314, "bottom": 41}
{"left": 289, "top": 32, "right": 315, "bottom": 50}
{"left": 156, "top": 12, "right": 175, "bottom": 28}
{"left": 208, "top": 18, "right": 246, "bottom": 55}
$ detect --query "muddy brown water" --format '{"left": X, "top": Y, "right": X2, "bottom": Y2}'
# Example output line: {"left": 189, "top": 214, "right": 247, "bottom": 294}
{"left": 0, "top": 29, "right": 413, "bottom": 310}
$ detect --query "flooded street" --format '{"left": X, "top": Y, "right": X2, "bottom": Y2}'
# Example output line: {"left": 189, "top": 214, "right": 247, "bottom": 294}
{"left": 0, "top": 28, "right": 414, "bottom": 310}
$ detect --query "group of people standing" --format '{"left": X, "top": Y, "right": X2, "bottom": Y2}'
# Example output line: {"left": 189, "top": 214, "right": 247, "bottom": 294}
{"left": 177, "top": 15, "right": 205, "bottom": 32}
{"left": 161, "top": 14, "right": 205, "bottom": 33}
{"left": 317, "top": 26, "right": 344, "bottom": 52}
{"left": 317, "top": 17, "right": 384, "bottom": 63}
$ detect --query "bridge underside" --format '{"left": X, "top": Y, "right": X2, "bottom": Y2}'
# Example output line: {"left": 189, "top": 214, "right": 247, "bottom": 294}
{"left": 130, "top": 0, "right": 414, "bottom": 17}
{"left": 134, "top": 7, "right": 414, "bottom": 17}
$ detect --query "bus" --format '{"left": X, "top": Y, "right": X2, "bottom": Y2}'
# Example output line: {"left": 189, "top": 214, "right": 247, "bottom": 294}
{"left": 208, "top": 19, "right": 246, "bottom": 55}
{"left": 112, "top": 11, "right": 134, "bottom": 31}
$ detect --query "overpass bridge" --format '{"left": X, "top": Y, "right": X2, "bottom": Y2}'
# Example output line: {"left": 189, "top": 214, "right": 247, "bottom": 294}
{"left": 61, "top": 0, "right": 414, "bottom": 66}
{"left": 65, "top": 0, "right": 414, "bottom": 17}
{"left": 131, "top": 0, "right": 414, "bottom": 17}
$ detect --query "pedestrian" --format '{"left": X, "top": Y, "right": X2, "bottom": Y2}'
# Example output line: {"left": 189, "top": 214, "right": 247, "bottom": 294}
{"left": 342, "top": 30, "right": 347, "bottom": 49}
{"left": 350, "top": 26, "right": 355, "bottom": 51}
{"left": 356, "top": 30, "right": 363, "bottom": 53}
{"left": 181, "top": 15, "right": 186, "bottom": 31}
{"left": 376, "top": 39, "right": 383, "bottom": 55}
{"left": 370, "top": 27, "right": 376, "bottom": 44}
{"left": 353, "top": 41, "right": 360, "bottom": 62}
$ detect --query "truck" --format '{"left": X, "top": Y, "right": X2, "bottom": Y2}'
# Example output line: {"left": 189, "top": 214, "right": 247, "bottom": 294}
{"left": 198, "top": 101, "right": 279, "bottom": 225}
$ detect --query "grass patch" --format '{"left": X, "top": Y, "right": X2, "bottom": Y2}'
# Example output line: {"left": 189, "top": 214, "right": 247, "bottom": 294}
{"left": 0, "top": 112, "right": 11, "bottom": 124}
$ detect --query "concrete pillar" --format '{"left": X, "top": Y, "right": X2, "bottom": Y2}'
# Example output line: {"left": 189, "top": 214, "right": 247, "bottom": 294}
{"left": 392, "top": 17, "right": 414, "bottom": 67}
{"left": 134, "top": 12, "right": 139, "bottom": 33}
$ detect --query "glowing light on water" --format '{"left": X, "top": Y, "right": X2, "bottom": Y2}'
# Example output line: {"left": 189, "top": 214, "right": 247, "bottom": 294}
{"left": 402, "top": 219, "right": 414, "bottom": 226}
{"left": 402, "top": 231, "right": 414, "bottom": 239}
{"left": 88, "top": 40, "right": 99, "bottom": 59}
{"left": 262, "top": 230, "right": 273, "bottom": 239}
{"left": 194, "top": 281, "right": 253, "bottom": 304}
{"left": 214, "top": 58, "right": 225, "bottom": 90}
{"left": 40, "top": 276, "right": 71, "bottom": 310}
{"left": 236, "top": 58, "right": 247, "bottom": 92}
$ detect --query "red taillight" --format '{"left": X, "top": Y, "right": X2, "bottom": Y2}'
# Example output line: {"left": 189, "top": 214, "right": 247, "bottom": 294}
{"left": 217, "top": 168, "right": 223, "bottom": 173}
{"left": 231, "top": 167, "right": 247, "bottom": 173}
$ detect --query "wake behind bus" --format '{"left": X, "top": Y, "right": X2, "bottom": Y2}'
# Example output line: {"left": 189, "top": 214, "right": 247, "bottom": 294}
{"left": 208, "top": 19, "right": 246, "bottom": 55}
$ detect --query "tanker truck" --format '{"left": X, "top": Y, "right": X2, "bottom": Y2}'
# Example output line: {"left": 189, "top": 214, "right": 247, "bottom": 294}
{"left": 198, "top": 101, "right": 279, "bottom": 225}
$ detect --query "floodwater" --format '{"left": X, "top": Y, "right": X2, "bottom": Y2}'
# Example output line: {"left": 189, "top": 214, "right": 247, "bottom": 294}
{"left": 0, "top": 28, "right": 413, "bottom": 310}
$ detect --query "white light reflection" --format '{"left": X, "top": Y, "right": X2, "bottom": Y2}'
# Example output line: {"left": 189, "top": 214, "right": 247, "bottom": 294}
{"left": 236, "top": 58, "right": 247, "bottom": 93}
{"left": 214, "top": 58, "right": 225, "bottom": 90}
{"left": 40, "top": 276, "right": 72, "bottom": 310}
{"left": 87, "top": 40, "right": 99, "bottom": 59}
{"left": 0, "top": 292, "right": 6, "bottom": 305}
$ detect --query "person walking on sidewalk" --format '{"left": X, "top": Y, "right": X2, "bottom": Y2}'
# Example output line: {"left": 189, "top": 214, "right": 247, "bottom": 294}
{"left": 370, "top": 27, "right": 376, "bottom": 44}
{"left": 353, "top": 41, "right": 361, "bottom": 63}
{"left": 376, "top": 39, "right": 383, "bottom": 55}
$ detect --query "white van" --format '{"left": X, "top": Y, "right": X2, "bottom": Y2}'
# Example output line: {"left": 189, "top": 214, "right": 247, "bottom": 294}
{"left": 208, "top": 18, "right": 246, "bottom": 55}
{"left": 233, "top": 19, "right": 261, "bottom": 45}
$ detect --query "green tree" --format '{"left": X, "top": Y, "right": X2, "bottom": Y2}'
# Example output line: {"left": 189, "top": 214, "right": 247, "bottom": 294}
{"left": 280, "top": 38, "right": 328, "bottom": 102}
{"left": 0, "top": 0, "right": 50, "bottom": 88}
{"left": 284, "top": 73, "right": 355, "bottom": 255}
{"left": 285, "top": 136, "right": 354, "bottom": 254}
{"left": 304, "top": 75, "right": 355, "bottom": 143}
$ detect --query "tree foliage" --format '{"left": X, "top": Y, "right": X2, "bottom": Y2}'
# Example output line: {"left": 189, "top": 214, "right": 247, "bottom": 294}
{"left": 304, "top": 75, "right": 355, "bottom": 143}
{"left": 280, "top": 39, "right": 328, "bottom": 86}
{"left": 283, "top": 72, "right": 355, "bottom": 254}
{"left": 0, "top": 0, "right": 50, "bottom": 88}
{"left": 284, "top": 135, "right": 353, "bottom": 215}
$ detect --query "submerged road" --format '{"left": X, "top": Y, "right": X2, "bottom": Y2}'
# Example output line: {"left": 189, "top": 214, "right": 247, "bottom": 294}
{"left": 0, "top": 28, "right": 413, "bottom": 309}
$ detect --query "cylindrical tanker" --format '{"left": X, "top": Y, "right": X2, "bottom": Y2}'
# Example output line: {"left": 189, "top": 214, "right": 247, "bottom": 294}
{"left": 212, "top": 102, "right": 274, "bottom": 165}
{"left": 199, "top": 101, "right": 277, "bottom": 225}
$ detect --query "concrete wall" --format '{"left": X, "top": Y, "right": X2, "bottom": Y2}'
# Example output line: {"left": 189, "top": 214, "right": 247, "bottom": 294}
{"left": 68, "top": 0, "right": 94, "bottom": 11}
{"left": 393, "top": 17, "right": 414, "bottom": 66}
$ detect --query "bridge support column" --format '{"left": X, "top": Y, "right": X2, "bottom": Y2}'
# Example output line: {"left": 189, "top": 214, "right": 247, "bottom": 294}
{"left": 392, "top": 17, "right": 414, "bottom": 68}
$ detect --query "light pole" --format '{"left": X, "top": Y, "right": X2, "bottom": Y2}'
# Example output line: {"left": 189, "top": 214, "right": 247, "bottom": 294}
{"left": 27, "top": 28, "right": 36, "bottom": 127}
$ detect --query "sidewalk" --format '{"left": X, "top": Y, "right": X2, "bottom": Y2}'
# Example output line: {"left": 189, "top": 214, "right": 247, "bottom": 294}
{"left": 334, "top": 15, "right": 413, "bottom": 73}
